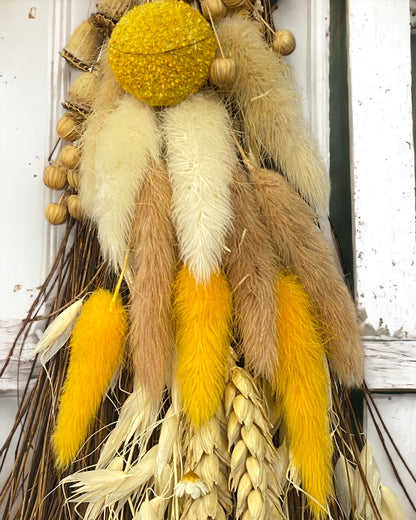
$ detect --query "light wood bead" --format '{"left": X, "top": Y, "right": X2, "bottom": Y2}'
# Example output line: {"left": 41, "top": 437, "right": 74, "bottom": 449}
{"left": 43, "top": 165, "right": 68, "bottom": 190}
{"left": 56, "top": 113, "right": 81, "bottom": 142}
{"left": 209, "top": 57, "right": 236, "bottom": 87}
{"left": 201, "top": 0, "right": 226, "bottom": 22}
{"left": 67, "top": 194, "right": 83, "bottom": 220}
{"left": 45, "top": 203, "right": 68, "bottom": 225}
{"left": 67, "top": 169, "right": 80, "bottom": 190}
{"left": 272, "top": 30, "right": 296, "bottom": 56}
{"left": 58, "top": 144, "right": 80, "bottom": 169}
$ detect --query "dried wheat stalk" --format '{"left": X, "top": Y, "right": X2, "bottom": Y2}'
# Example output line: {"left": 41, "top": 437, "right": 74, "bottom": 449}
{"left": 226, "top": 365, "right": 286, "bottom": 520}
{"left": 179, "top": 409, "right": 232, "bottom": 520}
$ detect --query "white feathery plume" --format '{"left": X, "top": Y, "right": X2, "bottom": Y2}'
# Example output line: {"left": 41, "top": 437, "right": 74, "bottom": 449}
{"left": 91, "top": 93, "right": 161, "bottom": 274}
{"left": 163, "top": 90, "right": 236, "bottom": 283}
{"left": 79, "top": 43, "right": 124, "bottom": 219}
{"left": 31, "top": 299, "right": 84, "bottom": 364}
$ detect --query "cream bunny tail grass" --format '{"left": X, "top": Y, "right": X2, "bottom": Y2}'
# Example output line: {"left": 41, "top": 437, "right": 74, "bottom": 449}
{"left": 129, "top": 162, "right": 177, "bottom": 399}
{"left": 276, "top": 273, "right": 333, "bottom": 519}
{"left": 163, "top": 90, "right": 236, "bottom": 284}
{"left": 223, "top": 168, "right": 279, "bottom": 381}
{"left": 90, "top": 94, "right": 161, "bottom": 274}
{"left": 79, "top": 42, "right": 124, "bottom": 219}
{"left": 251, "top": 167, "right": 363, "bottom": 386}
{"left": 173, "top": 265, "right": 233, "bottom": 426}
{"left": 216, "top": 16, "right": 330, "bottom": 215}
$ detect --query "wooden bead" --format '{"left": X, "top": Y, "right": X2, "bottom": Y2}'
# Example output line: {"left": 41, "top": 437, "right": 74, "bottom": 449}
{"left": 56, "top": 113, "right": 81, "bottom": 142}
{"left": 45, "top": 203, "right": 68, "bottom": 225}
{"left": 58, "top": 144, "right": 80, "bottom": 169}
{"left": 201, "top": 0, "right": 226, "bottom": 22}
{"left": 67, "top": 194, "right": 83, "bottom": 220}
{"left": 272, "top": 30, "right": 296, "bottom": 56}
{"left": 43, "top": 165, "right": 68, "bottom": 190}
{"left": 67, "top": 169, "right": 80, "bottom": 190}
{"left": 209, "top": 57, "right": 236, "bottom": 87}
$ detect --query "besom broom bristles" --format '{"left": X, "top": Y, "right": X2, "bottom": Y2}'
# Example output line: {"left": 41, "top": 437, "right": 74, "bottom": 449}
{"left": 275, "top": 273, "right": 333, "bottom": 519}
{"left": 251, "top": 167, "right": 363, "bottom": 386}
{"left": 163, "top": 90, "right": 236, "bottom": 284}
{"left": 223, "top": 168, "right": 279, "bottom": 382}
{"left": 52, "top": 289, "right": 127, "bottom": 469}
{"left": 173, "top": 265, "right": 233, "bottom": 426}
{"left": 129, "top": 162, "right": 178, "bottom": 399}
{"left": 216, "top": 16, "right": 330, "bottom": 215}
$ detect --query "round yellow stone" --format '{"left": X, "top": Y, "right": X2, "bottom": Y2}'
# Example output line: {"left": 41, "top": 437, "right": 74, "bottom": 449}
{"left": 108, "top": 1, "right": 218, "bottom": 106}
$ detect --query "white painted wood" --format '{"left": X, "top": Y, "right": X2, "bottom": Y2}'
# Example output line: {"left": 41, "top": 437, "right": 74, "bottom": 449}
{"left": 364, "top": 394, "right": 416, "bottom": 519}
{"left": 364, "top": 340, "right": 416, "bottom": 391}
{"left": 347, "top": 0, "right": 416, "bottom": 340}
{"left": 0, "top": 0, "right": 87, "bottom": 393}
{"left": 273, "top": 0, "right": 330, "bottom": 172}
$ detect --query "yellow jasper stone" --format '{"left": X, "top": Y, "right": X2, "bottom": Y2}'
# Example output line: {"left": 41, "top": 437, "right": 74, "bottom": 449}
{"left": 108, "top": 1, "right": 217, "bottom": 106}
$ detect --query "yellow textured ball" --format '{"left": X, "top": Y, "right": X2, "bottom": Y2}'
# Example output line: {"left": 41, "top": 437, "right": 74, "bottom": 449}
{"left": 108, "top": 1, "right": 218, "bottom": 106}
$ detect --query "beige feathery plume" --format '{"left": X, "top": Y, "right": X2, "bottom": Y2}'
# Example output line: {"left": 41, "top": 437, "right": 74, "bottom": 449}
{"left": 163, "top": 90, "right": 236, "bottom": 284}
{"left": 129, "top": 162, "right": 177, "bottom": 398}
{"left": 79, "top": 42, "right": 124, "bottom": 219}
{"left": 251, "top": 167, "right": 363, "bottom": 386}
{"left": 91, "top": 94, "right": 161, "bottom": 274}
{"left": 223, "top": 168, "right": 278, "bottom": 381}
{"left": 216, "top": 16, "right": 330, "bottom": 215}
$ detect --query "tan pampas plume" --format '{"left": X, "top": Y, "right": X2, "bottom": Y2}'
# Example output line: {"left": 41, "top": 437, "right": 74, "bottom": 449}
{"left": 250, "top": 167, "right": 363, "bottom": 386}
{"left": 89, "top": 93, "right": 161, "bottom": 274}
{"left": 163, "top": 90, "right": 236, "bottom": 283}
{"left": 223, "top": 167, "right": 278, "bottom": 381}
{"left": 129, "top": 162, "right": 177, "bottom": 398}
{"left": 79, "top": 42, "right": 124, "bottom": 219}
{"left": 216, "top": 16, "right": 330, "bottom": 215}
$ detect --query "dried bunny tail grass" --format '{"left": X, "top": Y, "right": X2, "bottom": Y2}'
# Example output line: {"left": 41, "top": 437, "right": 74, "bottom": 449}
{"left": 163, "top": 90, "right": 236, "bottom": 284}
{"left": 276, "top": 273, "right": 333, "bottom": 519}
{"left": 216, "top": 16, "right": 330, "bottom": 215}
{"left": 79, "top": 42, "right": 124, "bottom": 219}
{"left": 223, "top": 167, "right": 278, "bottom": 381}
{"left": 174, "top": 266, "right": 233, "bottom": 426}
{"left": 52, "top": 289, "right": 127, "bottom": 469}
{"left": 251, "top": 167, "right": 363, "bottom": 386}
{"left": 91, "top": 94, "right": 162, "bottom": 274}
{"left": 31, "top": 298, "right": 85, "bottom": 365}
{"left": 226, "top": 365, "right": 285, "bottom": 520}
{"left": 353, "top": 442, "right": 382, "bottom": 519}
{"left": 180, "top": 410, "right": 232, "bottom": 520}
{"left": 129, "top": 162, "right": 177, "bottom": 399}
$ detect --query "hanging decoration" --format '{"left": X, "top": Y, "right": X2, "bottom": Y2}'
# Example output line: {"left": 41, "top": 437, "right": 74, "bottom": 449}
{"left": 0, "top": 1, "right": 410, "bottom": 520}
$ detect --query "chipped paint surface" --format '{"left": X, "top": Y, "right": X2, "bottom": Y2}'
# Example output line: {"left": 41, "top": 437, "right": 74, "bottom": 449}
{"left": 348, "top": 1, "right": 416, "bottom": 340}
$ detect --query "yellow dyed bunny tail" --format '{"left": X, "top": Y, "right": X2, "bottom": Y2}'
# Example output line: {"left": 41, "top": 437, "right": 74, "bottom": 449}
{"left": 276, "top": 273, "right": 333, "bottom": 518}
{"left": 174, "top": 265, "right": 232, "bottom": 426}
{"left": 52, "top": 289, "right": 127, "bottom": 468}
